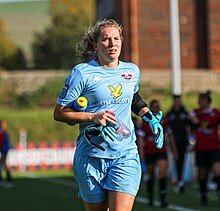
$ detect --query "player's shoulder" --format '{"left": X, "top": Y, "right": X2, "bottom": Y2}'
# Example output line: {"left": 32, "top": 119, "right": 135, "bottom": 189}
{"left": 193, "top": 108, "right": 200, "bottom": 113}
{"left": 166, "top": 109, "right": 173, "bottom": 116}
{"left": 119, "top": 61, "right": 139, "bottom": 70}
{"left": 189, "top": 108, "right": 199, "bottom": 117}
{"left": 68, "top": 60, "right": 96, "bottom": 77}
{"left": 212, "top": 107, "right": 220, "bottom": 114}
{"left": 73, "top": 60, "right": 96, "bottom": 72}
{"left": 119, "top": 61, "right": 140, "bottom": 79}
{"left": 213, "top": 107, "right": 219, "bottom": 111}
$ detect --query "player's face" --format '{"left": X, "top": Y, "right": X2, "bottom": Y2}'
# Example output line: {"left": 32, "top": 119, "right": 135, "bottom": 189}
{"left": 174, "top": 97, "right": 181, "bottom": 107}
{"left": 151, "top": 102, "right": 160, "bottom": 113}
{"left": 199, "top": 97, "right": 209, "bottom": 109}
{"left": 95, "top": 26, "right": 122, "bottom": 66}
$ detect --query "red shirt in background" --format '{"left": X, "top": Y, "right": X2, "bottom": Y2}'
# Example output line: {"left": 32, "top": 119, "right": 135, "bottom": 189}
{"left": 191, "top": 107, "right": 220, "bottom": 151}
{"left": 140, "top": 116, "right": 172, "bottom": 154}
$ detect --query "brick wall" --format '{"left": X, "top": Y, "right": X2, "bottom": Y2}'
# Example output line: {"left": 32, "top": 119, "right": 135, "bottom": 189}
{"left": 137, "top": 0, "right": 199, "bottom": 69}
{"left": 138, "top": 0, "right": 170, "bottom": 68}
{"left": 140, "top": 69, "right": 220, "bottom": 93}
{"left": 109, "top": 0, "right": 220, "bottom": 70}
{"left": 1, "top": 70, "right": 220, "bottom": 94}
{"left": 179, "top": 0, "right": 197, "bottom": 68}
{"left": 0, "top": 71, "right": 66, "bottom": 94}
{"left": 209, "top": 0, "right": 220, "bottom": 70}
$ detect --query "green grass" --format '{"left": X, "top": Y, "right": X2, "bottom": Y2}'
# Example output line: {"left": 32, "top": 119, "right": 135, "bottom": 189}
{"left": 134, "top": 178, "right": 220, "bottom": 211}
{"left": 139, "top": 86, "right": 220, "bottom": 113}
{"left": 0, "top": 108, "right": 79, "bottom": 145}
{"left": 0, "top": 0, "right": 49, "bottom": 15}
{"left": 0, "top": 169, "right": 84, "bottom": 211}
{"left": 0, "top": 169, "right": 220, "bottom": 211}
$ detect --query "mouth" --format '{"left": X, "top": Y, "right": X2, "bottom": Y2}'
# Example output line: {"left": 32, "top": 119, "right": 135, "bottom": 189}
{"left": 108, "top": 49, "right": 117, "bottom": 54}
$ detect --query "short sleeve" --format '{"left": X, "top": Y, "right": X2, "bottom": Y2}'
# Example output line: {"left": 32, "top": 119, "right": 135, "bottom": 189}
{"left": 56, "top": 67, "right": 86, "bottom": 107}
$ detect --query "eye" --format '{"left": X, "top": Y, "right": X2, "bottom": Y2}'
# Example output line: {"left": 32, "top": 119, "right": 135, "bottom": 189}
{"left": 102, "top": 38, "right": 109, "bottom": 42}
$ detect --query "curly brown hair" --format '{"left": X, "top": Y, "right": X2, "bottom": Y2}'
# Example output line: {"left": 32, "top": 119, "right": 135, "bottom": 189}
{"left": 75, "top": 19, "right": 123, "bottom": 56}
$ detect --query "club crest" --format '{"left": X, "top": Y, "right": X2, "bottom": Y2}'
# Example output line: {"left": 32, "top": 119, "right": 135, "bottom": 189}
{"left": 121, "top": 71, "right": 132, "bottom": 80}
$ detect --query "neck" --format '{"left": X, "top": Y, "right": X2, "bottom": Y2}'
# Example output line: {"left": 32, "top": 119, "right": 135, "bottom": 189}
{"left": 201, "top": 106, "right": 210, "bottom": 110}
{"left": 96, "top": 58, "right": 118, "bottom": 68}
{"left": 174, "top": 105, "right": 182, "bottom": 111}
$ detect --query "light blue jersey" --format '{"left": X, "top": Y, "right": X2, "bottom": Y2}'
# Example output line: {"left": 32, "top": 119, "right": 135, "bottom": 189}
{"left": 57, "top": 60, "right": 140, "bottom": 159}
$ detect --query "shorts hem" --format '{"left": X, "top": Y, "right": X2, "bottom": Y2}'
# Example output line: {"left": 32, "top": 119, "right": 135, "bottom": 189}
{"left": 105, "top": 187, "right": 138, "bottom": 197}
{"left": 79, "top": 194, "right": 108, "bottom": 203}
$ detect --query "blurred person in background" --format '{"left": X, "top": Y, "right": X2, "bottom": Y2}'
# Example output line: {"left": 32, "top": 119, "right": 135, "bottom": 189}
{"left": 166, "top": 94, "right": 191, "bottom": 193}
{"left": 138, "top": 99, "right": 178, "bottom": 207}
{"left": 132, "top": 116, "right": 147, "bottom": 175}
{"left": 53, "top": 19, "right": 164, "bottom": 211}
{"left": 0, "top": 119, "right": 14, "bottom": 187}
{"left": 189, "top": 90, "right": 220, "bottom": 206}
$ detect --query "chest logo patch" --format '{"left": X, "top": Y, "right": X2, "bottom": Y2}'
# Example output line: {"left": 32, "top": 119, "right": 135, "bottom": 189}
{"left": 201, "top": 121, "right": 209, "bottom": 128}
{"left": 121, "top": 71, "right": 132, "bottom": 80}
{"left": 108, "top": 84, "right": 122, "bottom": 99}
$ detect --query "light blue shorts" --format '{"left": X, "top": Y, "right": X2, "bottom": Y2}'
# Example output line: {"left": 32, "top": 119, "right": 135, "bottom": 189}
{"left": 73, "top": 152, "right": 141, "bottom": 203}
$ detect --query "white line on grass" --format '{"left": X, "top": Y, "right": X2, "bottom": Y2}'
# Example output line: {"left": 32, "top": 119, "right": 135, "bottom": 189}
{"left": 22, "top": 173, "right": 199, "bottom": 211}
{"left": 135, "top": 196, "right": 199, "bottom": 211}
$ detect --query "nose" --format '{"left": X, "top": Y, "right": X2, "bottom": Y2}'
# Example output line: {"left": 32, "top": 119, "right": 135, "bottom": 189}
{"left": 109, "top": 38, "right": 115, "bottom": 46}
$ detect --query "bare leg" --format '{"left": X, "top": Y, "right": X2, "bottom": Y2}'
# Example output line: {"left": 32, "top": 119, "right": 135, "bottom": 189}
{"left": 83, "top": 200, "right": 108, "bottom": 211}
{"left": 108, "top": 190, "right": 135, "bottom": 211}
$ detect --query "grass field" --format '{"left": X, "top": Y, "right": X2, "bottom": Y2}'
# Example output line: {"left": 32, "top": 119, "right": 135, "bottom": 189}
{"left": 0, "top": 108, "right": 79, "bottom": 145}
{"left": 0, "top": 0, "right": 49, "bottom": 15}
{"left": 0, "top": 169, "right": 220, "bottom": 211}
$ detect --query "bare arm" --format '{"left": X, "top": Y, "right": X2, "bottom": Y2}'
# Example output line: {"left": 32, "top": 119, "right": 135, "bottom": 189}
{"left": 138, "top": 107, "right": 150, "bottom": 117}
{"left": 53, "top": 104, "right": 116, "bottom": 126}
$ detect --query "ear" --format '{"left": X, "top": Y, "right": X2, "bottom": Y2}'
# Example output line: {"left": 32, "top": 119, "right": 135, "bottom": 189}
{"left": 93, "top": 43, "right": 98, "bottom": 51}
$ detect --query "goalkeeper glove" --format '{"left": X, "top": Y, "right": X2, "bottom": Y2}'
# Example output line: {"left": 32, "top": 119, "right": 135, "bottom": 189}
{"left": 84, "top": 124, "right": 117, "bottom": 151}
{"left": 142, "top": 111, "right": 164, "bottom": 149}
{"left": 100, "top": 124, "right": 118, "bottom": 142}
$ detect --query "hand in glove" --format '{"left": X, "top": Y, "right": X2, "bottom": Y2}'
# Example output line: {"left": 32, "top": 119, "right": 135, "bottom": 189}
{"left": 142, "top": 111, "right": 164, "bottom": 149}
{"left": 84, "top": 124, "right": 117, "bottom": 151}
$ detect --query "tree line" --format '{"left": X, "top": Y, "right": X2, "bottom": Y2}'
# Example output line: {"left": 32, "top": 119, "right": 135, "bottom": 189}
{"left": 0, "top": 0, "right": 95, "bottom": 70}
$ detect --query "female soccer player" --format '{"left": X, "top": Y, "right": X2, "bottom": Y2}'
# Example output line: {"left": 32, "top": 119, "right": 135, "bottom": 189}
{"left": 138, "top": 99, "right": 177, "bottom": 207}
{"left": 190, "top": 91, "right": 220, "bottom": 205}
{"left": 166, "top": 95, "right": 191, "bottom": 193}
{"left": 53, "top": 19, "right": 164, "bottom": 211}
